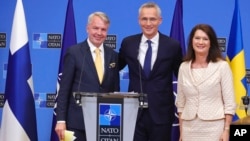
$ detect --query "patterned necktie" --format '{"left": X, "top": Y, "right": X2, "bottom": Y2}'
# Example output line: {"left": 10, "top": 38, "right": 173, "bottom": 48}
{"left": 95, "top": 48, "right": 103, "bottom": 83}
{"left": 143, "top": 40, "right": 152, "bottom": 78}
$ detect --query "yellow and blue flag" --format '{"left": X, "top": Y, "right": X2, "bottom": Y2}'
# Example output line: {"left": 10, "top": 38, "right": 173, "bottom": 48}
{"left": 226, "top": 0, "right": 248, "bottom": 121}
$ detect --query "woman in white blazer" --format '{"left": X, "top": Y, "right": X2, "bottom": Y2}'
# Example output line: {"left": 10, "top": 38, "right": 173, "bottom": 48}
{"left": 176, "top": 24, "right": 236, "bottom": 141}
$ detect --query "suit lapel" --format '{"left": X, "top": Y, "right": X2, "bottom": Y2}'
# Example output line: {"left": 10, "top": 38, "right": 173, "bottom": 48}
{"left": 149, "top": 33, "right": 165, "bottom": 77}
{"left": 80, "top": 41, "right": 100, "bottom": 83}
{"left": 188, "top": 61, "right": 219, "bottom": 86}
{"left": 134, "top": 35, "right": 147, "bottom": 78}
{"left": 103, "top": 46, "right": 111, "bottom": 81}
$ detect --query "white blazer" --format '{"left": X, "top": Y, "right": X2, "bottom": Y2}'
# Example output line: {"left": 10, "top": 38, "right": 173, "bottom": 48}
{"left": 176, "top": 60, "right": 236, "bottom": 120}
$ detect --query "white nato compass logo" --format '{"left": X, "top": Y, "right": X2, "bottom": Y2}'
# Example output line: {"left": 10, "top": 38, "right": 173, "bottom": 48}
{"left": 104, "top": 109, "right": 117, "bottom": 122}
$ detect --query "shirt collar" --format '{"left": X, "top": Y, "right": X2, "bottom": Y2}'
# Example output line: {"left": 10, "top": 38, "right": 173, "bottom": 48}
{"left": 141, "top": 32, "right": 159, "bottom": 44}
{"left": 87, "top": 38, "right": 104, "bottom": 53}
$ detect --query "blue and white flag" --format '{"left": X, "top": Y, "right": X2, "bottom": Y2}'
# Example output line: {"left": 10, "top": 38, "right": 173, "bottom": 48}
{"left": 0, "top": 0, "right": 38, "bottom": 140}
{"left": 50, "top": 0, "right": 77, "bottom": 140}
{"left": 169, "top": 0, "right": 186, "bottom": 140}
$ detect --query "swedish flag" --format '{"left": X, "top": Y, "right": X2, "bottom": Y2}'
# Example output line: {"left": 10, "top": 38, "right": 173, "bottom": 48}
{"left": 226, "top": 0, "right": 248, "bottom": 121}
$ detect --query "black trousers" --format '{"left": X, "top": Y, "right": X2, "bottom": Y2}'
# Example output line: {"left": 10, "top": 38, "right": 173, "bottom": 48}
{"left": 133, "top": 109, "right": 173, "bottom": 141}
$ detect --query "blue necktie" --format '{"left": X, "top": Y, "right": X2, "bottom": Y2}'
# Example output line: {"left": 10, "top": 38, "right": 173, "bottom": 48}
{"left": 143, "top": 40, "right": 152, "bottom": 77}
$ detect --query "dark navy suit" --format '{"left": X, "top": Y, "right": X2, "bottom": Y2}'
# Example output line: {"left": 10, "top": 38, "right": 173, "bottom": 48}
{"left": 119, "top": 32, "right": 182, "bottom": 141}
{"left": 56, "top": 40, "right": 119, "bottom": 140}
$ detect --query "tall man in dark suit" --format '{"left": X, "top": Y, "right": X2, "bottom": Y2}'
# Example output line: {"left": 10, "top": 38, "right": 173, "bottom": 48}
{"left": 55, "top": 11, "right": 120, "bottom": 141}
{"left": 119, "top": 2, "right": 182, "bottom": 141}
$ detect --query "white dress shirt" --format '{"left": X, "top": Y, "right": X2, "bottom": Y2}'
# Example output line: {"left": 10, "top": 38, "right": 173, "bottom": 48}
{"left": 87, "top": 38, "right": 105, "bottom": 72}
{"left": 138, "top": 33, "right": 159, "bottom": 70}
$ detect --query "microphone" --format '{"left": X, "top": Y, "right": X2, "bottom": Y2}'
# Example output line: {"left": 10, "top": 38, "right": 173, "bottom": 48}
{"left": 137, "top": 52, "right": 144, "bottom": 108}
{"left": 74, "top": 49, "right": 87, "bottom": 105}
{"left": 241, "top": 95, "right": 249, "bottom": 115}
{"left": 75, "top": 93, "right": 82, "bottom": 105}
{"left": 137, "top": 52, "right": 148, "bottom": 108}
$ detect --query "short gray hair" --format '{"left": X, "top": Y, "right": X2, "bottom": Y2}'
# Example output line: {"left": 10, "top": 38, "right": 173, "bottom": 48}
{"left": 88, "top": 11, "right": 110, "bottom": 25}
{"left": 138, "top": 2, "right": 161, "bottom": 17}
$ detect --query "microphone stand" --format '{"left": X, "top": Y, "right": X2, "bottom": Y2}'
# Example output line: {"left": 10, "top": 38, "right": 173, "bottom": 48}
{"left": 74, "top": 93, "right": 82, "bottom": 106}
{"left": 242, "top": 95, "right": 249, "bottom": 115}
{"left": 138, "top": 93, "right": 148, "bottom": 108}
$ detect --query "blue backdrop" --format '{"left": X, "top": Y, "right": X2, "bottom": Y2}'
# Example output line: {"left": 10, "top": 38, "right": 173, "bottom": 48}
{"left": 0, "top": 0, "right": 250, "bottom": 140}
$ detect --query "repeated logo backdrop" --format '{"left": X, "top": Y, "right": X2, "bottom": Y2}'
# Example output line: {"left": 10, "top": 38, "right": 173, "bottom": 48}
{"left": 0, "top": 0, "right": 250, "bottom": 140}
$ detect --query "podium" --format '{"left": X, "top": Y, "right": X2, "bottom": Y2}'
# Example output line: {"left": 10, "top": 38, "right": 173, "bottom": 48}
{"left": 73, "top": 92, "right": 147, "bottom": 141}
